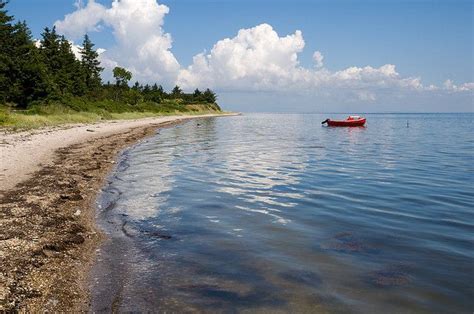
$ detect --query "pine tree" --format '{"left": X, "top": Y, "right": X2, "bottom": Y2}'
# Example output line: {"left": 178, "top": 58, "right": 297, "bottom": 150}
{"left": 0, "top": 1, "right": 15, "bottom": 103}
{"left": 193, "top": 88, "right": 202, "bottom": 102}
{"left": 0, "top": 3, "right": 51, "bottom": 107}
{"left": 57, "top": 36, "right": 83, "bottom": 95}
{"left": 39, "top": 26, "right": 62, "bottom": 97}
{"left": 147, "top": 83, "right": 162, "bottom": 103}
{"left": 80, "top": 34, "right": 103, "bottom": 91}
{"left": 11, "top": 21, "right": 51, "bottom": 106}
{"left": 203, "top": 88, "right": 217, "bottom": 103}
{"left": 132, "top": 81, "right": 141, "bottom": 91}
{"left": 171, "top": 85, "right": 182, "bottom": 99}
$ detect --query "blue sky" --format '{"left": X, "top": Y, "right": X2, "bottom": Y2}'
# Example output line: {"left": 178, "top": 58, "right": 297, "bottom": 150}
{"left": 7, "top": 0, "right": 473, "bottom": 112}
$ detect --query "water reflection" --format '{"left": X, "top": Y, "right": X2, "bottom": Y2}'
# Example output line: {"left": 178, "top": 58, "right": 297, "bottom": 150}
{"left": 91, "top": 113, "right": 474, "bottom": 313}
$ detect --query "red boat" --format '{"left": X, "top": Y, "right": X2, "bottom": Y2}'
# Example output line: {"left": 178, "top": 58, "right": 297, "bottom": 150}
{"left": 322, "top": 115, "right": 366, "bottom": 127}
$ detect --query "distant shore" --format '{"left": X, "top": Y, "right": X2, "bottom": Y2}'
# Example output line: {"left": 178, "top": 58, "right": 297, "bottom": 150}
{"left": 0, "top": 113, "right": 238, "bottom": 311}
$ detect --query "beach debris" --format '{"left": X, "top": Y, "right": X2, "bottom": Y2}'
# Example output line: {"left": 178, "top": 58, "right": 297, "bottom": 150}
{"left": 86, "top": 129, "right": 95, "bottom": 132}
{"left": 82, "top": 173, "right": 94, "bottom": 180}
{"left": 41, "top": 249, "right": 60, "bottom": 258}
{"left": 0, "top": 120, "right": 164, "bottom": 311}
{"left": 64, "top": 234, "right": 85, "bottom": 245}
{"left": 59, "top": 193, "right": 83, "bottom": 201}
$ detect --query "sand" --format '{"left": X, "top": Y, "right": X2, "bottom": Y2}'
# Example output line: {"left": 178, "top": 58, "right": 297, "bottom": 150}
{"left": 0, "top": 114, "right": 234, "bottom": 192}
{"left": 0, "top": 113, "right": 237, "bottom": 311}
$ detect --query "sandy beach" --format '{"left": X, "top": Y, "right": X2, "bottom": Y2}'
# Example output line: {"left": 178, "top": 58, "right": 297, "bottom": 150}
{"left": 0, "top": 113, "right": 236, "bottom": 311}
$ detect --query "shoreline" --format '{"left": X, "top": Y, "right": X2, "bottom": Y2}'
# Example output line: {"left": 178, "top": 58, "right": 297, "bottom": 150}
{"left": 0, "top": 113, "right": 237, "bottom": 192}
{"left": 0, "top": 113, "right": 238, "bottom": 311}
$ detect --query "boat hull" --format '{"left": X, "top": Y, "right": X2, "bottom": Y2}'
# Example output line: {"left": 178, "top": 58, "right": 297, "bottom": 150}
{"left": 327, "top": 118, "right": 366, "bottom": 127}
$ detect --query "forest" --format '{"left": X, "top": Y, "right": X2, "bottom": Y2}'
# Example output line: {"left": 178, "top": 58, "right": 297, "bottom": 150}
{"left": 0, "top": 1, "right": 221, "bottom": 127}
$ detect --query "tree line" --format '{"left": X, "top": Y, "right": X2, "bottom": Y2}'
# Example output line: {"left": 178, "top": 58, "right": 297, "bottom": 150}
{"left": 0, "top": 1, "right": 218, "bottom": 109}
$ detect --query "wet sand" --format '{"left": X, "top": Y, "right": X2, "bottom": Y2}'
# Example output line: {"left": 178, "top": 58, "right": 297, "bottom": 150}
{"left": 0, "top": 113, "right": 236, "bottom": 311}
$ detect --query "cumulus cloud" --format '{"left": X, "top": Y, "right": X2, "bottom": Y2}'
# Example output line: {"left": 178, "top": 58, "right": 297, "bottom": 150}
{"left": 55, "top": 0, "right": 180, "bottom": 85}
{"left": 313, "top": 51, "right": 324, "bottom": 68}
{"left": 443, "top": 80, "right": 474, "bottom": 92}
{"left": 55, "top": 0, "right": 106, "bottom": 39}
{"left": 177, "top": 24, "right": 430, "bottom": 101}
{"left": 55, "top": 1, "right": 473, "bottom": 105}
{"left": 178, "top": 24, "right": 306, "bottom": 92}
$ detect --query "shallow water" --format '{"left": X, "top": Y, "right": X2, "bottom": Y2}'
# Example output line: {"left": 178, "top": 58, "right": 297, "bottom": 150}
{"left": 91, "top": 113, "right": 474, "bottom": 313}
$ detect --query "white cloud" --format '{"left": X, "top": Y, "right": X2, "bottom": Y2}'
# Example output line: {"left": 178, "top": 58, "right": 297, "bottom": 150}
{"left": 178, "top": 24, "right": 306, "bottom": 91}
{"left": 55, "top": 1, "right": 473, "bottom": 106}
{"left": 55, "top": 0, "right": 180, "bottom": 85}
{"left": 443, "top": 79, "right": 474, "bottom": 92}
{"left": 55, "top": 0, "right": 106, "bottom": 39}
{"left": 177, "top": 24, "right": 429, "bottom": 102}
{"left": 70, "top": 42, "right": 82, "bottom": 60}
{"left": 313, "top": 51, "right": 324, "bottom": 68}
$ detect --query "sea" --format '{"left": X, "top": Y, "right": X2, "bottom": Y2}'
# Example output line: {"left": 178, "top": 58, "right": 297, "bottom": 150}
{"left": 90, "top": 113, "right": 473, "bottom": 313}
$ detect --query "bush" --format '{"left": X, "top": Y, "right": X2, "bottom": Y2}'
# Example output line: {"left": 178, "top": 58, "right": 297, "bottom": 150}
{"left": 0, "top": 107, "right": 11, "bottom": 124}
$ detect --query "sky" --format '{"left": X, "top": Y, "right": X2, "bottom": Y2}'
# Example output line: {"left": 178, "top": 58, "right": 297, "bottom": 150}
{"left": 7, "top": 0, "right": 474, "bottom": 112}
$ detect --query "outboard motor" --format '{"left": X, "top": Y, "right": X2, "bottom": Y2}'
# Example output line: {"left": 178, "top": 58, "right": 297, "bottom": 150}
{"left": 321, "top": 119, "right": 329, "bottom": 125}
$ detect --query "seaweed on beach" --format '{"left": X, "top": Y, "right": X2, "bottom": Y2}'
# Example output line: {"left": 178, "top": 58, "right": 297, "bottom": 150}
{"left": 0, "top": 123, "right": 168, "bottom": 311}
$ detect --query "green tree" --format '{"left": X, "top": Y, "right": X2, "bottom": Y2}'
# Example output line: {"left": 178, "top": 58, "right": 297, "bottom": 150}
{"left": 132, "top": 81, "right": 142, "bottom": 91}
{"left": 113, "top": 66, "right": 132, "bottom": 87}
{"left": 192, "top": 88, "right": 202, "bottom": 102}
{"left": 0, "top": 1, "right": 51, "bottom": 107}
{"left": 0, "top": 0, "right": 15, "bottom": 103}
{"left": 125, "top": 89, "right": 143, "bottom": 105}
{"left": 80, "top": 34, "right": 103, "bottom": 91}
{"left": 11, "top": 21, "right": 51, "bottom": 106}
{"left": 203, "top": 88, "right": 217, "bottom": 103}
{"left": 57, "top": 36, "right": 85, "bottom": 96}
{"left": 147, "top": 83, "right": 164, "bottom": 103}
{"left": 112, "top": 66, "right": 131, "bottom": 101}
{"left": 39, "top": 26, "right": 62, "bottom": 97}
{"left": 171, "top": 85, "right": 182, "bottom": 99}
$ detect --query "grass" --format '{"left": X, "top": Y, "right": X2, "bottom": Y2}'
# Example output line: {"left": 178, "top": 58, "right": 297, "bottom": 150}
{"left": 0, "top": 100, "right": 225, "bottom": 130}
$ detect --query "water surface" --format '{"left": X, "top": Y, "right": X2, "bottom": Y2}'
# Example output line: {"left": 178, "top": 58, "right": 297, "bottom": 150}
{"left": 91, "top": 113, "right": 473, "bottom": 313}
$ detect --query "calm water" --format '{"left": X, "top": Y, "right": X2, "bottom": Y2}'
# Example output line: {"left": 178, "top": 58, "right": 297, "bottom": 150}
{"left": 91, "top": 113, "right": 473, "bottom": 313}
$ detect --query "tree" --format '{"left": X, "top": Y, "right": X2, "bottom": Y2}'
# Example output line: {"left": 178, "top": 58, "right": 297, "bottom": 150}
{"left": 144, "top": 83, "right": 163, "bottom": 103}
{"left": 193, "top": 88, "right": 202, "bottom": 101}
{"left": 193, "top": 88, "right": 202, "bottom": 96}
{"left": 203, "top": 88, "right": 217, "bottom": 103}
{"left": 80, "top": 34, "right": 103, "bottom": 91}
{"left": 38, "top": 26, "right": 63, "bottom": 97}
{"left": 40, "top": 27, "right": 61, "bottom": 70}
{"left": 0, "top": 2, "right": 51, "bottom": 107}
{"left": 132, "top": 81, "right": 142, "bottom": 91}
{"left": 11, "top": 21, "right": 51, "bottom": 105}
{"left": 171, "top": 85, "right": 182, "bottom": 99}
{"left": 0, "top": 0, "right": 15, "bottom": 103}
{"left": 57, "top": 36, "right": 85, "bottom": 96}
{"left": 125, "top": 89, "right": 143, "bottom": 105}
{"left": 0, "top": 1, "right": 222, "bottom": 111}
{"left": 113, "top": 66, "right": 132, "bottom": 87}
